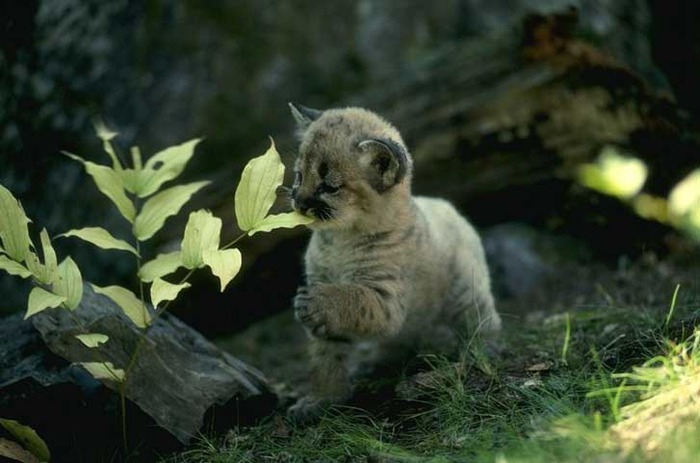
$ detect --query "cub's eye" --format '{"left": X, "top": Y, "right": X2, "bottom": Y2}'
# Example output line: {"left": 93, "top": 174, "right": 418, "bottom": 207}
{"left": 321, "top": 183, "right": 341, "bottom": 194}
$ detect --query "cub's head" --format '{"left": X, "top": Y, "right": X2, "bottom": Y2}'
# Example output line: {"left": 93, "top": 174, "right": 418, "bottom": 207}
{"left": 289, "top": 103, "right": 413, "bottom": 230}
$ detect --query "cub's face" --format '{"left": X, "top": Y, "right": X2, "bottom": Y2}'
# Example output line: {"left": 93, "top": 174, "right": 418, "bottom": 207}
{"left": 289, "top": 105, "right": 412, "bottom": 230}
{"left": 291, "top": 147, "right": 369, "bottom": 230}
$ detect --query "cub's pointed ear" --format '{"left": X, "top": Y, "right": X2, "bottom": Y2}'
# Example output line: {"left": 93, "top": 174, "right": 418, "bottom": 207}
{"left": 288, "top": 102, "right": 322, "bottom": 131}
{"left": 358, "top": 138, "right": 411, "bottom": 193}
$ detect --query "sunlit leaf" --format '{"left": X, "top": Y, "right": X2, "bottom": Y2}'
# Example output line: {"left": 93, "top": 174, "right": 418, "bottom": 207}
{"left": 234, "top": 139, "right": 285, "bottom": 232}
{"left": 63, "top": 153, "right": 135, "bottom": 223}
{"left": 150, "top": 278, "right": 191, "bottom": 308}
{"left": 120, "top": 146, "right": 145, "bottom": 194}
{"left": 669, "top": 170, "right": 700, "bottom": 217}
{"left": 0, "top": 256, "right": 32, "bottom": 279}
{"left": 578, "top": 147, "right": 647, "bottom": 200}
{"left": 75, "top": 333, "right": 109, "bottom": 348}
{"left": 0, "top": 419, "right": 50, "bottom": 462}
{"left": 139, "top": 251, "right": 183, "bottom": 282}
{"left": 180, "top": 210, "right": 221, "bottom": 269}
{"left": 91, "top": 284, "right": 151, "bottom": 328}
{"left": 133, "top": 181, "right": 210, "bottom": 241}
{"left": 120, "top": 168, "right": 141, "bottom": 195}
{"left": 0, "top": 437, "right": 41, "bottom": 463}
{"left": 248, "top": 211, "right": 315, "bottom": 236}
{"left": 24, "top": 252, "right": 50, "bottom": 285}
{"left": 136, "top": 139, "right": 202, "bottom": 198}
{"left": 52, "top": 257, "right": 83, "bottom": 310}
{"left": 79, "top": 362, "right": 125, "bottom": 382}
{"left": 25, "top": 287, "right": 66, "bottom": 320}
{"left": 94, "top": 120, "right": 121, "bottom": 171}
{"left": 202, "top": 248, "right": 241, "bottom": 292}
{"left": 0, "top": 184, "right": 32, "bottom": 262}
{"left": 632, "top": 194, "right": 669, "bottom": 223}
{"left": 38, "top": 229, "right": 58, "bottom": 284}
{"left": 94, "top": 120, "right": 118, "bottom": 142}
{"left": 60, "top": 227, "right": 139, "bottom": 256}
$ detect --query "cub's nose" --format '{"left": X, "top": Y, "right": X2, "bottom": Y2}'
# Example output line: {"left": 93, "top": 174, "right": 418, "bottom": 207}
{"left": 293, "top": 195, "right": 312, "bottom": 215}
{"left": 293, "top": 194, "right": 325, "bottom": 216}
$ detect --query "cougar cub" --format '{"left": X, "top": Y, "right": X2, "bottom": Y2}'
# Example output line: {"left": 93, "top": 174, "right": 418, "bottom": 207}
{"left": 287, "top": 103, "right": 501, "bottom": 421}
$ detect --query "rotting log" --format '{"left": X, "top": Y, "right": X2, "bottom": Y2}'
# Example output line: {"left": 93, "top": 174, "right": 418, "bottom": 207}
{"left": 359, "top": 8, "right": 700, "bottom": 250}
{"left": 0, "top": 283, "right": 276, "bottom": 462}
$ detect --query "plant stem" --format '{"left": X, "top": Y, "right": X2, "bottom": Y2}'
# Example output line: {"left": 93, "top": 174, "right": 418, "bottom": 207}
{"left": 221, "top": 231, "right": 247, "bottom": 250}
{"left": 120, "top": 381, "right": 128, "bottom": 453}
{"left": 136, "top": 241, "right": 148, "bottom": 329}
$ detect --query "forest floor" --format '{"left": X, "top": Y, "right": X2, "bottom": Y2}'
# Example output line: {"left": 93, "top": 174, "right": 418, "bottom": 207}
{"left": 168, "top": 248, "right": 700, "bottom": 463}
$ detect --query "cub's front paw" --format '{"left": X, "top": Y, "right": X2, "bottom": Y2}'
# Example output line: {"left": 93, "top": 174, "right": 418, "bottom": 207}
{"left": 286, "top": 395, "right": 330, "bottom": 425}
{"left": 293, "top": 286, "right": 310, "bottom": 310}
{"left": 294, "top": 285, "right": 340, "bottom": 339}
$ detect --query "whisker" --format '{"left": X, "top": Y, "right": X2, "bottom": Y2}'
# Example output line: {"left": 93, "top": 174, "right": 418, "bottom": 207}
{"left": 276, "top": 185, "right": 293, "bottom": 197}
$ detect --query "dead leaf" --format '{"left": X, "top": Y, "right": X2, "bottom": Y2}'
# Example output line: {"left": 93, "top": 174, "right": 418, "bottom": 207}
{"left": 526, "top": 362, "right": 552, "bottom": 372}
{"left": 0, "top": 438, "right": 41, "bottom": 463}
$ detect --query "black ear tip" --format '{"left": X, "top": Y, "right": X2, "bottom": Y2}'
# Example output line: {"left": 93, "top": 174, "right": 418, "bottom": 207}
{"left": 289, "top": 102, "right": 323, "bottom": 123}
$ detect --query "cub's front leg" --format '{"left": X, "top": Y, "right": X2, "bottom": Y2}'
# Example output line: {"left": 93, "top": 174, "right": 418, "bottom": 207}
{"left": 287, "top": 337, "right": 352, "bottom": 423}
{"left": 294, "top": 282, "right": 405, "bottom": 340}
{"left": 289, "top": 282, "right": 405, "bottom": 422}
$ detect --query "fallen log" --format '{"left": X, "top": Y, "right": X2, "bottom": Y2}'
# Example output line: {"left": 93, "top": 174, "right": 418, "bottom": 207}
{"left": 0, "top": 284, "right": 276, "bottom": 462}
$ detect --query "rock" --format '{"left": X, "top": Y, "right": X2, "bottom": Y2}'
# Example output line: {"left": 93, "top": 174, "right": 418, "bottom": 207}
{"left": 483, "top": 223, "right": 591, "bottom": 298}
{"left": 0, "top": 283, "right": 276, "bottom": 461}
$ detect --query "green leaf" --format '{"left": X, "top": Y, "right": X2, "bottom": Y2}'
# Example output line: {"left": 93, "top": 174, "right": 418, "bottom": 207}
{"left": 578, "top": 147, "right": 647, "bottom": 200}
{"left": 0, "top": 255, "right": 32, "bottom": 278}
{"left": 180, "top": 210, "right": 221, "bottom": 269}
{"left": 234, "top": 138, "right": 285, "bottom": 232}
{"left": 136, "top": 139, "right": 202, "bottom": 198}
{"left": 120, "top": 146, "right": 145, "bottom": 194}
{"left": 91, "top": 284, "right": 151, "bottom": 328}
{"left": 60, "top": 227, "right": 139, "bottom": 256}
{"left": 24, "top": 251, "right": 50, "bottom": 285}
{"left": 248, "top": 211, "right": 315, "bottom": 236}
{"left": 79, "top": 362, "right": 125, "bottom": 382}
{"left": 150, "top": 278, "right": 191, "bottom": 308}
{"left": 63, "top": 153, "right": 136, "bottom": 223}
{"left": 669, "top": 169, "right": 700, "bottom": 216}
{"left": 0, "top": 419, "right": 50, "bottom": 462}
{"left": 0, "top": 184, "right": 32, "bottom": 262}
{"left": 25, "top": 287, "right": 66, "bottom": 320}
{"left": 94, "top": 120, "right": 121, "bottom": 171}
{"left": 75, "top": 333, "right": 109, "bottom": 348}
{"left": 133, "top": 181, "right": 210, "bottom": 241}
{"left": 52, "top": 257, "right": 83, "bottom": 310}
{"left": 38, "top": 229, "right": 58, "bottom": 284}
{"left": 139, "top": 251, "right": 183, "bottom": 282}
{"left": 202, "top": 248, "right": 241, "bottom": 292}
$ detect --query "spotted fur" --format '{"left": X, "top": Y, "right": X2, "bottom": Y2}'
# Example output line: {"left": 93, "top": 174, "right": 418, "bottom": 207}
{"left": 287, "top": 104, "right": 501, "bottom": 421}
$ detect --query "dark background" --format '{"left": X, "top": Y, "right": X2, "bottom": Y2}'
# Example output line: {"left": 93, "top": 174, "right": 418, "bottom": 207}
{"left": 1, "top": 0, "right": 699, "bottom": 335}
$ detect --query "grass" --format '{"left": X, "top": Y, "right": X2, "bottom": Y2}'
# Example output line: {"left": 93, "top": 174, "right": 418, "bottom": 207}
{"left": 169, "top": 290, "right": 700, "bottom": 463}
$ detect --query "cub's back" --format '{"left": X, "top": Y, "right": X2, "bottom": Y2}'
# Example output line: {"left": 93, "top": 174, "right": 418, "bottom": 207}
{"left": 403, "top": 197, "right": 493, "bottom": 328}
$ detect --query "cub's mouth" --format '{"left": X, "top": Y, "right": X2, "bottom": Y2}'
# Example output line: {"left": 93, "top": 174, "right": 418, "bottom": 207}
{"left": 292, "top": 197, "right": 336, "bottom": 221}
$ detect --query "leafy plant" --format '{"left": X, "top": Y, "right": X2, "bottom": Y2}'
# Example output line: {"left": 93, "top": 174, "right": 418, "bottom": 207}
{"left": 0, "top": 126, "right": 313, "bottom": 451}
{"left": 0, "top": 418, "right": 50, "bottom": 463}
{"left": 578, "top": 145, "right": 700, "bottom": 240}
